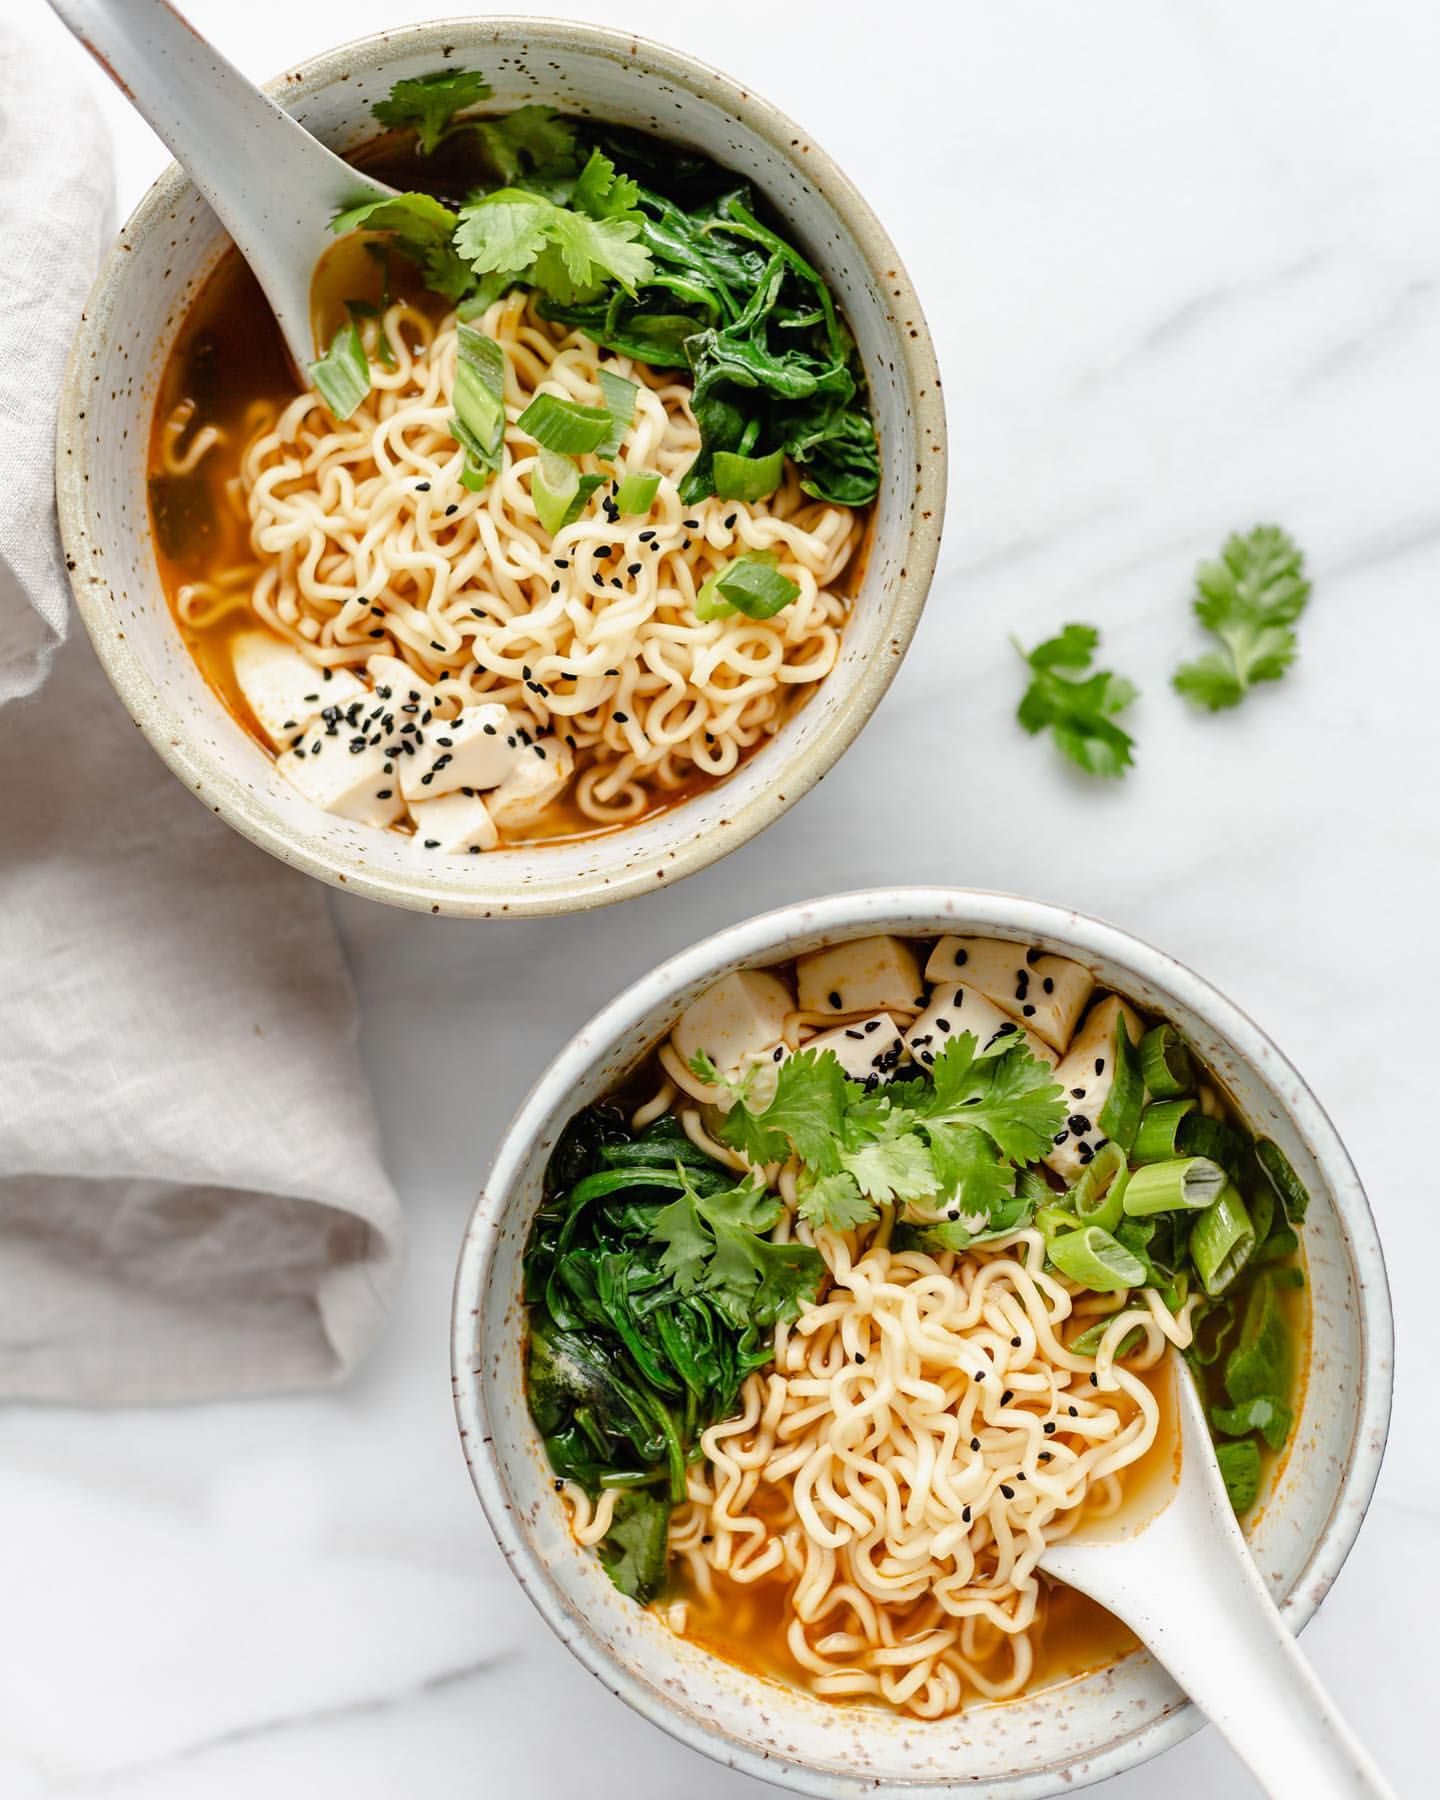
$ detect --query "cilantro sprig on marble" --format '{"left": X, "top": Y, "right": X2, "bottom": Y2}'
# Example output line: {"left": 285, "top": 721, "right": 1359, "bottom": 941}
{"left": 1173, "top": 525, "right": 1312, "bottom": 711}
{"left": 712, "top": 1036, "right": 1066, "bottom": 1237}
{"left": 1015, "top": 624, "right": 1138, "bottom": 779}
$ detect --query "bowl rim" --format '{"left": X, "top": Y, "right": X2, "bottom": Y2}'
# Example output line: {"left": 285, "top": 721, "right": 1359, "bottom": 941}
{"left": 55, "top": 14, "right": 946, "bottom": 919}
{"left": 451, "top": 885, "right": 1394, "bottom": 1798}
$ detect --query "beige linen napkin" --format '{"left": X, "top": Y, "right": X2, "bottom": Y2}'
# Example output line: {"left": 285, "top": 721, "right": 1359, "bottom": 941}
{"left": 0, "top": 14, "right": 404, "bottom": 1402}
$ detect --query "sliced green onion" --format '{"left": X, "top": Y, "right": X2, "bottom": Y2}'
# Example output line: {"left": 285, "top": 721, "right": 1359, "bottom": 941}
{"left": 1249, "top": 1179, "right": 1276, "bottom": 1251}
{"left": 1046, "top": 1224, "right": 1146, "bottom": 1293}
{"left": 1189, "top": 1184, "right": 1255, "bottom": 1296}
{"left": 1215, "top": 1438, "right": 1262, "bottom": 1512}
{"left": 972, "top": 1188, "right": 1033, "bottom": 1240}
{"left": 614, "top": 470, "right": 661, "bottom": 515}
{"left": 1068, "top": 1140, "right": 1129, "bottom": 1233}
{"left": 451, "top": 324, "right": 507, "bottom": 489}
{"left": 1212, "top": 1392, "right": 1292, "bottom": 1452}
{"left": 1123, "top": 1155, "right": 1226, "bottom": 1217}
{"left": 518, "top": 391, "right": 613, "bottom": 455}
{"left": 309, "top": 320, "right": 371, "bottom": 421}
{"left": 1175, "top": 1111, "right": 1246, "bottom": 1179}
{"left": 696, "top": 551, "right": 801, "bottom": 621}
{"left": 1096, "top": 1015, "right": 1145, "bottom": 1151}
{"left": 713, "top": 445, "right": 786, "bottom": 502}
{"left": 1224, "top": 1270, "right": 1290, "bottom": 1402}
{"left": 1131, "top": 1098, "right": 1197, "bottom": 1165}
{"left": 1036, "top": 1203, "right": 1079, "bottom": 1242}
{"left": 1255, "top": 1137, "right": 1310, "bottom": 1222}
{"left": 595, "top": 369, "right": 638, "bottom": 459}
{"left": 532, "top": 448, "right": 601, "bottom": 536}
{"left": 1139, "top": 1023, "right": 1195, "bottom": 1099}
{"left": 1070, "top": 1316, "right": 1145, "bottom": 1358}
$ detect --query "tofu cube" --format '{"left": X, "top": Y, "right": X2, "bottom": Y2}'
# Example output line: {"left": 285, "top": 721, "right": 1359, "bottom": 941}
{"left": 409, "top": 790, "right": 498, "bottom": 855}
{"left": 672, "top": 970, "right": 794, "bottom": 1083}
{"left": 1043, "top": 995, "right": 1144, "bottom": 1182}
{"left": 487, "top": 737, "right": 575, "bottom": 830}
{"left": 924, "top": 936, "right": 1095, "bottom": 1054}
{"left": 796, "top": 935, "right": 925, "bottom": 1017}
{"left": 906, "top": 983, "right": 1058, "bottom": 1071}
{"left": 803, "top": 1013, "right": 905, "bottom": 1088}
{"left": 276, "top": 732, "right": 406, "bottom": 828}
{"left": 232, "top": 631, "right": 363, "bottom": 748}
{"left": 397, "top": 703, "right": 520, "bottom": 803}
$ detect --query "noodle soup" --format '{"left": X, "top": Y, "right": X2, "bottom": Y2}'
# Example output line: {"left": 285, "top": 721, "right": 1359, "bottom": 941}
{"left": 147, "top": 81, "right": 876, "bottom": 855}
{"left": 523, "top": 932, "right": 1309, "bottom": 1717}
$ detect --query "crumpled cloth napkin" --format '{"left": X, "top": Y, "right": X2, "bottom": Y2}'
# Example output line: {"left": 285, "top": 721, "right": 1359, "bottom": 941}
{"left": 0, "top": 14, "right": 404, "bottom": 1403}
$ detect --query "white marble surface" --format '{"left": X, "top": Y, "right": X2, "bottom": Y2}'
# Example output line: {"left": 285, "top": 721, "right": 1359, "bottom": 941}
{"left": 5, "top": 1, "right": 1436, "bottom": 1794}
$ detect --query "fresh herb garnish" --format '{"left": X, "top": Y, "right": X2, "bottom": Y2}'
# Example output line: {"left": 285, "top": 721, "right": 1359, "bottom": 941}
{"left": 308, "top": 320, "right": 370, "bottom": 421}
{"left": 450, "top": 325, "right": 506, "bottom": 489}
{"left": 1015, "top": 623, "right": 1138, "bottom": 778}
{"left": 1173, "top": 526, "right": 1311, "bottom": 711}
{"left": 720, "top": 1035, "right": 1066, "bottom": 1235}
{"left": 695, "top": 552, "right": 801, "bottom": 622}
{"left": 372, "top": 68, "right": 493, "bottom": 155}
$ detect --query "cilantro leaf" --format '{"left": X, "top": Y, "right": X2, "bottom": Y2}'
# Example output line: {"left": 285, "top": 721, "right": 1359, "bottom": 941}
{"left": 1173, "top": 525, "right": 1312, "bottom": 711}
{"left": 1016, "top": 624, "right": 1137, "bottom": 777}
{"left": 648, "top": 1174, "right": 820, "bottom": 1330}
{"left": 841, "top": 1130, "right": 937, "bottom": 1204}
{"left": 456, "top": 184, "right": 653, "bottom": 306}
{"left": 471, "top": 105, "right": 581, "bottom": 188}
{"left": 372, "top": 69, "right": 492, "bottom": 155}
{"left": 650, "top": 1190, "right": 713, "bottom": 1293}
{"left": 719, "top": 1049, "right": 848, "bottom": 1173}
{"left": 795, "top": 1171, "right": 877, "bottom": 1231}
{"left": 918, "top": 1034, "right": 1067, "bottom": 1166}
{"left": 923, "top": 1123, "right": 1015, "bottom": 1218}
{"left": 572, "top": 149, "right": 642, "bottom": 221}
{"left": 595, "top": 1489, "right": 669, "bottom": 1604}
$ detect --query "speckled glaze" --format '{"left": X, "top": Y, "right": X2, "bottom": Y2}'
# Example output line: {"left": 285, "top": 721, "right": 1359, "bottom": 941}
{"left": 55, "top": 19, "right": 944, "bottom": 918}
{"left": 451, "top": 889, "right": 1393, "bottom": 1798}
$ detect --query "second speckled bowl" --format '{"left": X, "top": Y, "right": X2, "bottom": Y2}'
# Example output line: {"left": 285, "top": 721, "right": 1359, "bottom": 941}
{"left": 452, "top": 887, "right": 1393, "bottom": 1797}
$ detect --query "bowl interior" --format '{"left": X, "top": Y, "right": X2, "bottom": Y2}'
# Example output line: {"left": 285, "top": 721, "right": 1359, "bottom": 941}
{"left": 453, "top": 890, "right": 1391, "bottom": 1798}
{"left": 60, "top": 20, "right": 942, "bottom": 917}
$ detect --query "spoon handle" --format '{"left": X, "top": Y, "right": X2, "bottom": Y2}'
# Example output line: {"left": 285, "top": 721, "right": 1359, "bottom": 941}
{"left": 1042, "top": 1373, "right": 1394, "bottom": 1799}
{"left": 45, "top": 0, "right": 386, "bottom": 367}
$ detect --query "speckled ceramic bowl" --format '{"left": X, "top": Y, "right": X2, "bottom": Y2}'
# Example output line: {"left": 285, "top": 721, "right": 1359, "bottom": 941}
{"left": 56, "top": 18, "right": 943, "bottom": 918}
{"left": 452, "top": 888, "right": 1393, "bottom": 1797}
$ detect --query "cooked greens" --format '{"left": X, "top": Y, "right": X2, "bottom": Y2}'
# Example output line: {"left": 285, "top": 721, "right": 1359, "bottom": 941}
{"left": 330, "top": 73, "right": 880, "bottom": 509}
{"left": 523, "top": 1107, "right": 823, "bottom": 1601}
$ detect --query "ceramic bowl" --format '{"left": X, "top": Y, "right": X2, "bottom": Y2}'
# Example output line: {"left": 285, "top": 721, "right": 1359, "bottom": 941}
{"left": 56, "top": 18, "right": 944, "bottom": 918}
{"left": 452, "top": 887, "right": 1393, "bottom": 1797}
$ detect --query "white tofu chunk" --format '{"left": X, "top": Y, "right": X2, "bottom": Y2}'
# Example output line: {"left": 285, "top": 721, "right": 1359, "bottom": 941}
{"left": 1043, "top": 995, "right": 1144, "bottom": 1182}
{"left": 804, "top": 1013, "right": 905, "bottom": 1087}
{"left": 672, "top": 970, "right": 794, "bottom": 1083}
{"left": 397, "top": 703, "right": 520, "bottom": 803}
{"left": 486, "top": 737, "right": 575, "bottom": 830}
{"left": 276, "top": 732, "right": 406, "bottom": 828}
{"left": 924, "top": 936, "right": 1095, "bottom": 1054}
{"left": 906, "top": 983, "right": 1058, "bottom": 1071}
{"left": 796, "top": 935, "right": 925, "bottom": 1017}
{"left": 232, "top": 631, "right": 363, "bottom": 748}
{"left": 409, "top": 790, "right": 498, "bottom": 855}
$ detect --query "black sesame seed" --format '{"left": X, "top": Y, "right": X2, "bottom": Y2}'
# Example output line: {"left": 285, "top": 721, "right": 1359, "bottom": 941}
{"left": 682, "top": 518, "right": 699, "bottom": 529}
{"left": 1095, "top": 1057, "right": 1106, "bottom": 1075}
{"left": 1043, "top": 977, "right": 1055, "bottom": 994}
{"left": 854, "top": 1352, "right": 866, "bottom": 1365}
{"left": 1022, "top": 1004, "right": 1037, "bottom": 1017}
{"left": 962, "top": 1505, "right": 972, "bottom": 1523}
{"left": 550, "top": 580, "right": 560, "bottom": 593}
{"left": 423, "top": 838, "right": 440, "bottom": 848}
{"left": 723, "top": 512, "right": 737, "bottom": 528}
{"left": 638, "top": 529, "right": 655, "bottom": 542}
{"left": 613, "top": 710, "right": 629, "bottom": 724}
{"left": 1071, "top": 1087, "right": 1086, "bottom": 1099}
{"left": 828, "top": 990, "right": 842, "bottom": 1008}
{"left": 1001, "top": 1390, "right": 1014, "bottom": 1406}
{"left": 376, "top": 788, "right": 392, "bottom": 799}
{"left": 970, "top": 1437, "right": 980, "bottom": 1452}
{"left": 954, "top": 947, "right": 968, "bottom": 966}
{"left": 445, "top": 504, "right": 459, "bottom": 516}
{"left": 1000, "top": 1484, "right": 1015, "bottom": 1499}
{"left": 416, "top": 481, "right": 431, "bottom": 492}
{"left": 368, "top": 628, "right": 384, "bottom": 639}
{"left": 1044, "top": 1421, "right": 1056, "bottom": 1434}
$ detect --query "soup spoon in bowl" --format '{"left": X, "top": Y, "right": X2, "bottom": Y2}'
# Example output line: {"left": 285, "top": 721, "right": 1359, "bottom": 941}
{"left": 46, "top": 0, "right": 393, "bottom": 375}
{"left": 1040, "top": 1357, "right": 1394, "bottom": 1798}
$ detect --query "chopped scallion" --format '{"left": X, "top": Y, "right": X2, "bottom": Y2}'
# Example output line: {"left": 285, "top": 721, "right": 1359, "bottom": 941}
{"left": 1131, "top": 1099, "right": 1198, "bottom": 1165}
{"left": 713, "top": 445, "right": 786, "bottom": 502}
{"left": 451, "top": 324, "right": 506, "bottom": 489}
{"left": 614, "top": 470, "right": 661, "bottom": 515}
{"left": 595, "top": 369, "right": 638, "bottom": 460}
{"left": 308, "top": 320, "right": 371, "bottom": 421}
{"left": 1070, "top": 1316, "right": 1144, "bottom": 1359}
{"left": 1096, "top": 1016, "right": 1145, "bottom": 1151}
{"left": 1138, "top": 1023, "right": 1196, "bottom": 1099}
{"left": 1046, "top": 1224, "right": 1147, "bottom": 1293}
{"left": 1122, "top": 1155, "right": 1226, "bottom": 1216}
{"left": 695, "top": 551, "right": 801, "bottom": 621}
{"left": 1255, "top": 1137, "right": 1310, "bottom": 1222}
{"left": 532, "top": 447, "right": 602, "bottom": 536}
{"left": 1189, "top": 1184, "right": 1255, "bottom": 1295}
{"left": 518, "top": 391, "right": 613, "bottom": 455}
{"left": 1068, "top": 1140, "right": 1128, "bottom": 1233}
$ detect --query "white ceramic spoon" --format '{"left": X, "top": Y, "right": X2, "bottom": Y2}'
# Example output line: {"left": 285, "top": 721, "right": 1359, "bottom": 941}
{"left": 1040, "top": 1358, "right": 1394, "bottom": 1798}
{"left": 47, "top": 0, "right": 394, "bottom": 372}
